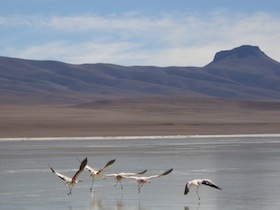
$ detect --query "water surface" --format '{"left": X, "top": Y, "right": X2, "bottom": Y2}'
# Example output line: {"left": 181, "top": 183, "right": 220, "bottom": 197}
{"left": 0, "top": 135, "right": 280, "bottom": 209}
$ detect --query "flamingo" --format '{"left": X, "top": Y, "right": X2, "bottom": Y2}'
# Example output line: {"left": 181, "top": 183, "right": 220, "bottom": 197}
{"left": 82, "top": 159, "right": 116, "bottom": 192}
{"left": 184, "top": 179, "right": 222, "bottom": 200}
{"left": 125, "top": 168, "right": 173, "bottom": 193}
{"left": 105, "top": 169, "right": 147, "bottom": 189}
{"left": 49, "top": 157, "right": 87, "bottom": 195}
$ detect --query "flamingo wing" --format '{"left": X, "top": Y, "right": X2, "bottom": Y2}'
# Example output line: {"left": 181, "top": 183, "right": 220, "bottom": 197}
{"left": 72, "top": 157, "right": 87, "bottom": 180}
{"left": 146, "top": 168, "right": 173, "bottom": 179}
{"left": 77, "top": 158, "right": 95, "bottom": 173}
{"left": 49, "top": 166, "right": 71, "bottom": 182}
{"left": 123, "top": 175, "right": 140, "bottom": 180}
{"left": 120, "top": 172, "right": 139, "bottom": 176}
{"left": 85, "top": 165, "right": 96, "bottom": 173}
{"left": 202, "top": 179, "right": 222, "bottom": 190}
{"left": 98, "top": 159, "right": 116, "bottom": 173}
{"left": 105, "top": 173, "right": 118, "bottom": 177}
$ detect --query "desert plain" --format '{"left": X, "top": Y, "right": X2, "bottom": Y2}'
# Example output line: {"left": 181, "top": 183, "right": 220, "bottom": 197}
{"left": 1, "top": 97, "right": 279, "bottom": 138}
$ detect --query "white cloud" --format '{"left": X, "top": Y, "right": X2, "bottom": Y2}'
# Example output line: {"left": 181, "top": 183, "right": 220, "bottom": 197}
{"left": 2, "top": 11, "right": 280, "bottom": 66}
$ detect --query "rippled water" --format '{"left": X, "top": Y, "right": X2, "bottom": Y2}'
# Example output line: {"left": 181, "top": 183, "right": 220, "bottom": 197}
{"left": 1, "top": 135, "right": 280, "bottom": 209}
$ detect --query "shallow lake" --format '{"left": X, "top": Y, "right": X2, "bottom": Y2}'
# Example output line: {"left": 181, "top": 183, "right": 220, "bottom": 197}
{"left": 1, "top": 135, "right": 280, "bottom": 209}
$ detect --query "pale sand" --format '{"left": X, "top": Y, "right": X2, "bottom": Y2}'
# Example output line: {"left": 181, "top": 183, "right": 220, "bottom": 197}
{"left": 0, "top": 98, "right": 280, "bottom": 138}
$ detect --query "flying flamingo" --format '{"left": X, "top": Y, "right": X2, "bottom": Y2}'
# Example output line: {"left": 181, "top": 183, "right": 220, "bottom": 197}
{"left": 81, "top": 159, "right": 116, "bottom": 192}
{"left": 184, "top": 179, "right": 222, "bottom": 200}
{"left": 49, "top": 157, "right": 87, "bottom": 195}
{"left": 125, "top": 168, "right": 173, "bottom": 193}
{"left": 105, "top": 169, "right": 147, "bottom": 189}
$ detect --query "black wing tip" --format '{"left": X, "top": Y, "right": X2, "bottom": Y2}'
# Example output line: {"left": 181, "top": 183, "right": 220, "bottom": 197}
{"left": 82, "top": 157, "right": 87, "bottom": 163}
{"left": 79, "top": 157, "right": 88, "bottom": 170}
{"left": 77, "top": 157, "right": 87, "bottom": 163}
{"left": 162, "top": 168, "right": 173, "bottom": 176}
{"left": 106, "top": 159, "right": 116, "bottom": 166}
{"left": 212, "top": 185, "right": 222, "bottom": 190}
{"left": 103, "top": 159, "right": 116, "bottom": 168}
{"left": 48, "top": 165, "right": 55, "bottom": 173}
{"left": 184, "top": 183, "right": 189, "bottom": 195}
{"left": 110, "top": 159, "right": 116, "bottom": 164}
{"left": 139, "top": 169, "right": 147, "bottom": 174}
{"left": 202, "top": 180, "right": 222, "bottom": 190}
{"left": 167, "top": 168, "right": 173, "bottom": 173}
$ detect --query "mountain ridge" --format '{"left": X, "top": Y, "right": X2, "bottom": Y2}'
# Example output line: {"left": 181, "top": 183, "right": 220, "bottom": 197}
{"left": 1, "top": 45, "right": 280, "bottom": 104}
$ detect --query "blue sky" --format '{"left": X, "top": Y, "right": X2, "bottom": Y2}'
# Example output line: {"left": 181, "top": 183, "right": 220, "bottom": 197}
{"left": 1, "top": 0, "right": 280, "bottom": 66}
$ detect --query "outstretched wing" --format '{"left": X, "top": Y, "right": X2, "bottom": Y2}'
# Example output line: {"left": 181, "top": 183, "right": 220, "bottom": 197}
{"left": 85, "top": 164, "right": 96, "bottom": 173}
{"left": 160, "top": 168, "right": 173, "bottom": 176}
{"left": 121, "top": 169, "right": 148, "bottom": 177}
{"left": 107, "top": 169, "right": 147, "bottom": 177}
{"left": 202, "top": 179, "right": 222, "bottom": 190}
{"left": 49, "top": 166, "right": 71, "bottom": 182}
{"left": 98, "top": 159, "right": 116, "bottom": 173}
{"left": 72, "top": 157, "right": 87, "bottom": 180}
{"left": 123, "top": 175, "right": 140, "bottom": 180}
{"left": 105, "top": 173, "right": 118, "bottom": 177}
{"left": 147, "top": 168, "right": 173, "bottom": 179}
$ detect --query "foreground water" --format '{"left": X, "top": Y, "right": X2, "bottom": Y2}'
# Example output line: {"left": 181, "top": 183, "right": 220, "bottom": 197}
{"left": 1, "top": 135, "right": 280, "bottom": 210}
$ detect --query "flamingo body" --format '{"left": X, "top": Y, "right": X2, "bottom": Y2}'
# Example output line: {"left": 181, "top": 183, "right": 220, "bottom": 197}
{"left": 106, "top": 169, "right": 147, "bottom": 189}
{"left": 125, "top": 168, "right": 173, "bottom": 193}
{"left": 83, "top": 159, "right": 116, "bottom": 192}
{"left": 49, "top": 157, "right": 87, "bottom": 195}
{"left": 184, "top": 179, "right": 222, "bottom": 200}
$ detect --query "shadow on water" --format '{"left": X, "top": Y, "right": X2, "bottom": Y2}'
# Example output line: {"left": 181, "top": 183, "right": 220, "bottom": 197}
{"left": 184, "top": 202, "right": 201, "bottom": 210}
{"left": 88, "top": 193, "right": 205, "bottom": 210}
{"left": 88, "top": 194, "right": 102, "bottom": 209}
{"left": 88, "top": 193, "right": 151, "bottom": 210}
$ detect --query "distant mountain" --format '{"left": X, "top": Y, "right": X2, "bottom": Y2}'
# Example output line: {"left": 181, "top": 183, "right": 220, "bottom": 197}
{"left": 0, "top": 45, "right": 280, "bottom": 104}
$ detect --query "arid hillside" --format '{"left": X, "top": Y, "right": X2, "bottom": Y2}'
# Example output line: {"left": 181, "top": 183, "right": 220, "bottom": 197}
{"left": 1, "top": 45, "right": 280, "bottom": 104}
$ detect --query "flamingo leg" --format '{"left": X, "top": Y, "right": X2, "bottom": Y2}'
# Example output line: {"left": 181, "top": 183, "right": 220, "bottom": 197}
{"left": 90, "top": 179, "right": 95, "bottom": 192}
{"left": 196, "top": 187, "right": 200, "bottom": 200}
{"left": 114, "top": 180, "right": 123, "bottom": 189}
{"left": 138, "top": 183, "right": 144, "bottom": 193}
{"left": 68, "top": 185, "right": 73, "bottom": 195}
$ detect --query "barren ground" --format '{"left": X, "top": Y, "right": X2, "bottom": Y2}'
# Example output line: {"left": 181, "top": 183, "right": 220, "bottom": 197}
{"left": 1, "top": 97, "right": 279, "bottom": 138}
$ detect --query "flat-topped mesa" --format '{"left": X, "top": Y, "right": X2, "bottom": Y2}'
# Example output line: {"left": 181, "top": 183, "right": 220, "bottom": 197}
{"left": 213, "top": 45, "right": 267, "bottom": 62}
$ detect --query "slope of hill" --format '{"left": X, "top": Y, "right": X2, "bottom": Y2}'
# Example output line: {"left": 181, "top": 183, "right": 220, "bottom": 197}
{"left": 0, "top": 45, "right": 280, "bottom": 104}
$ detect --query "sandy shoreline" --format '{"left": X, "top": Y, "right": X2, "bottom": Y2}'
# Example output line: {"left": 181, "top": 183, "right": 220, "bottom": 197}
{"left": 1, "top": 98, "right": 280, "bottom": 138}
